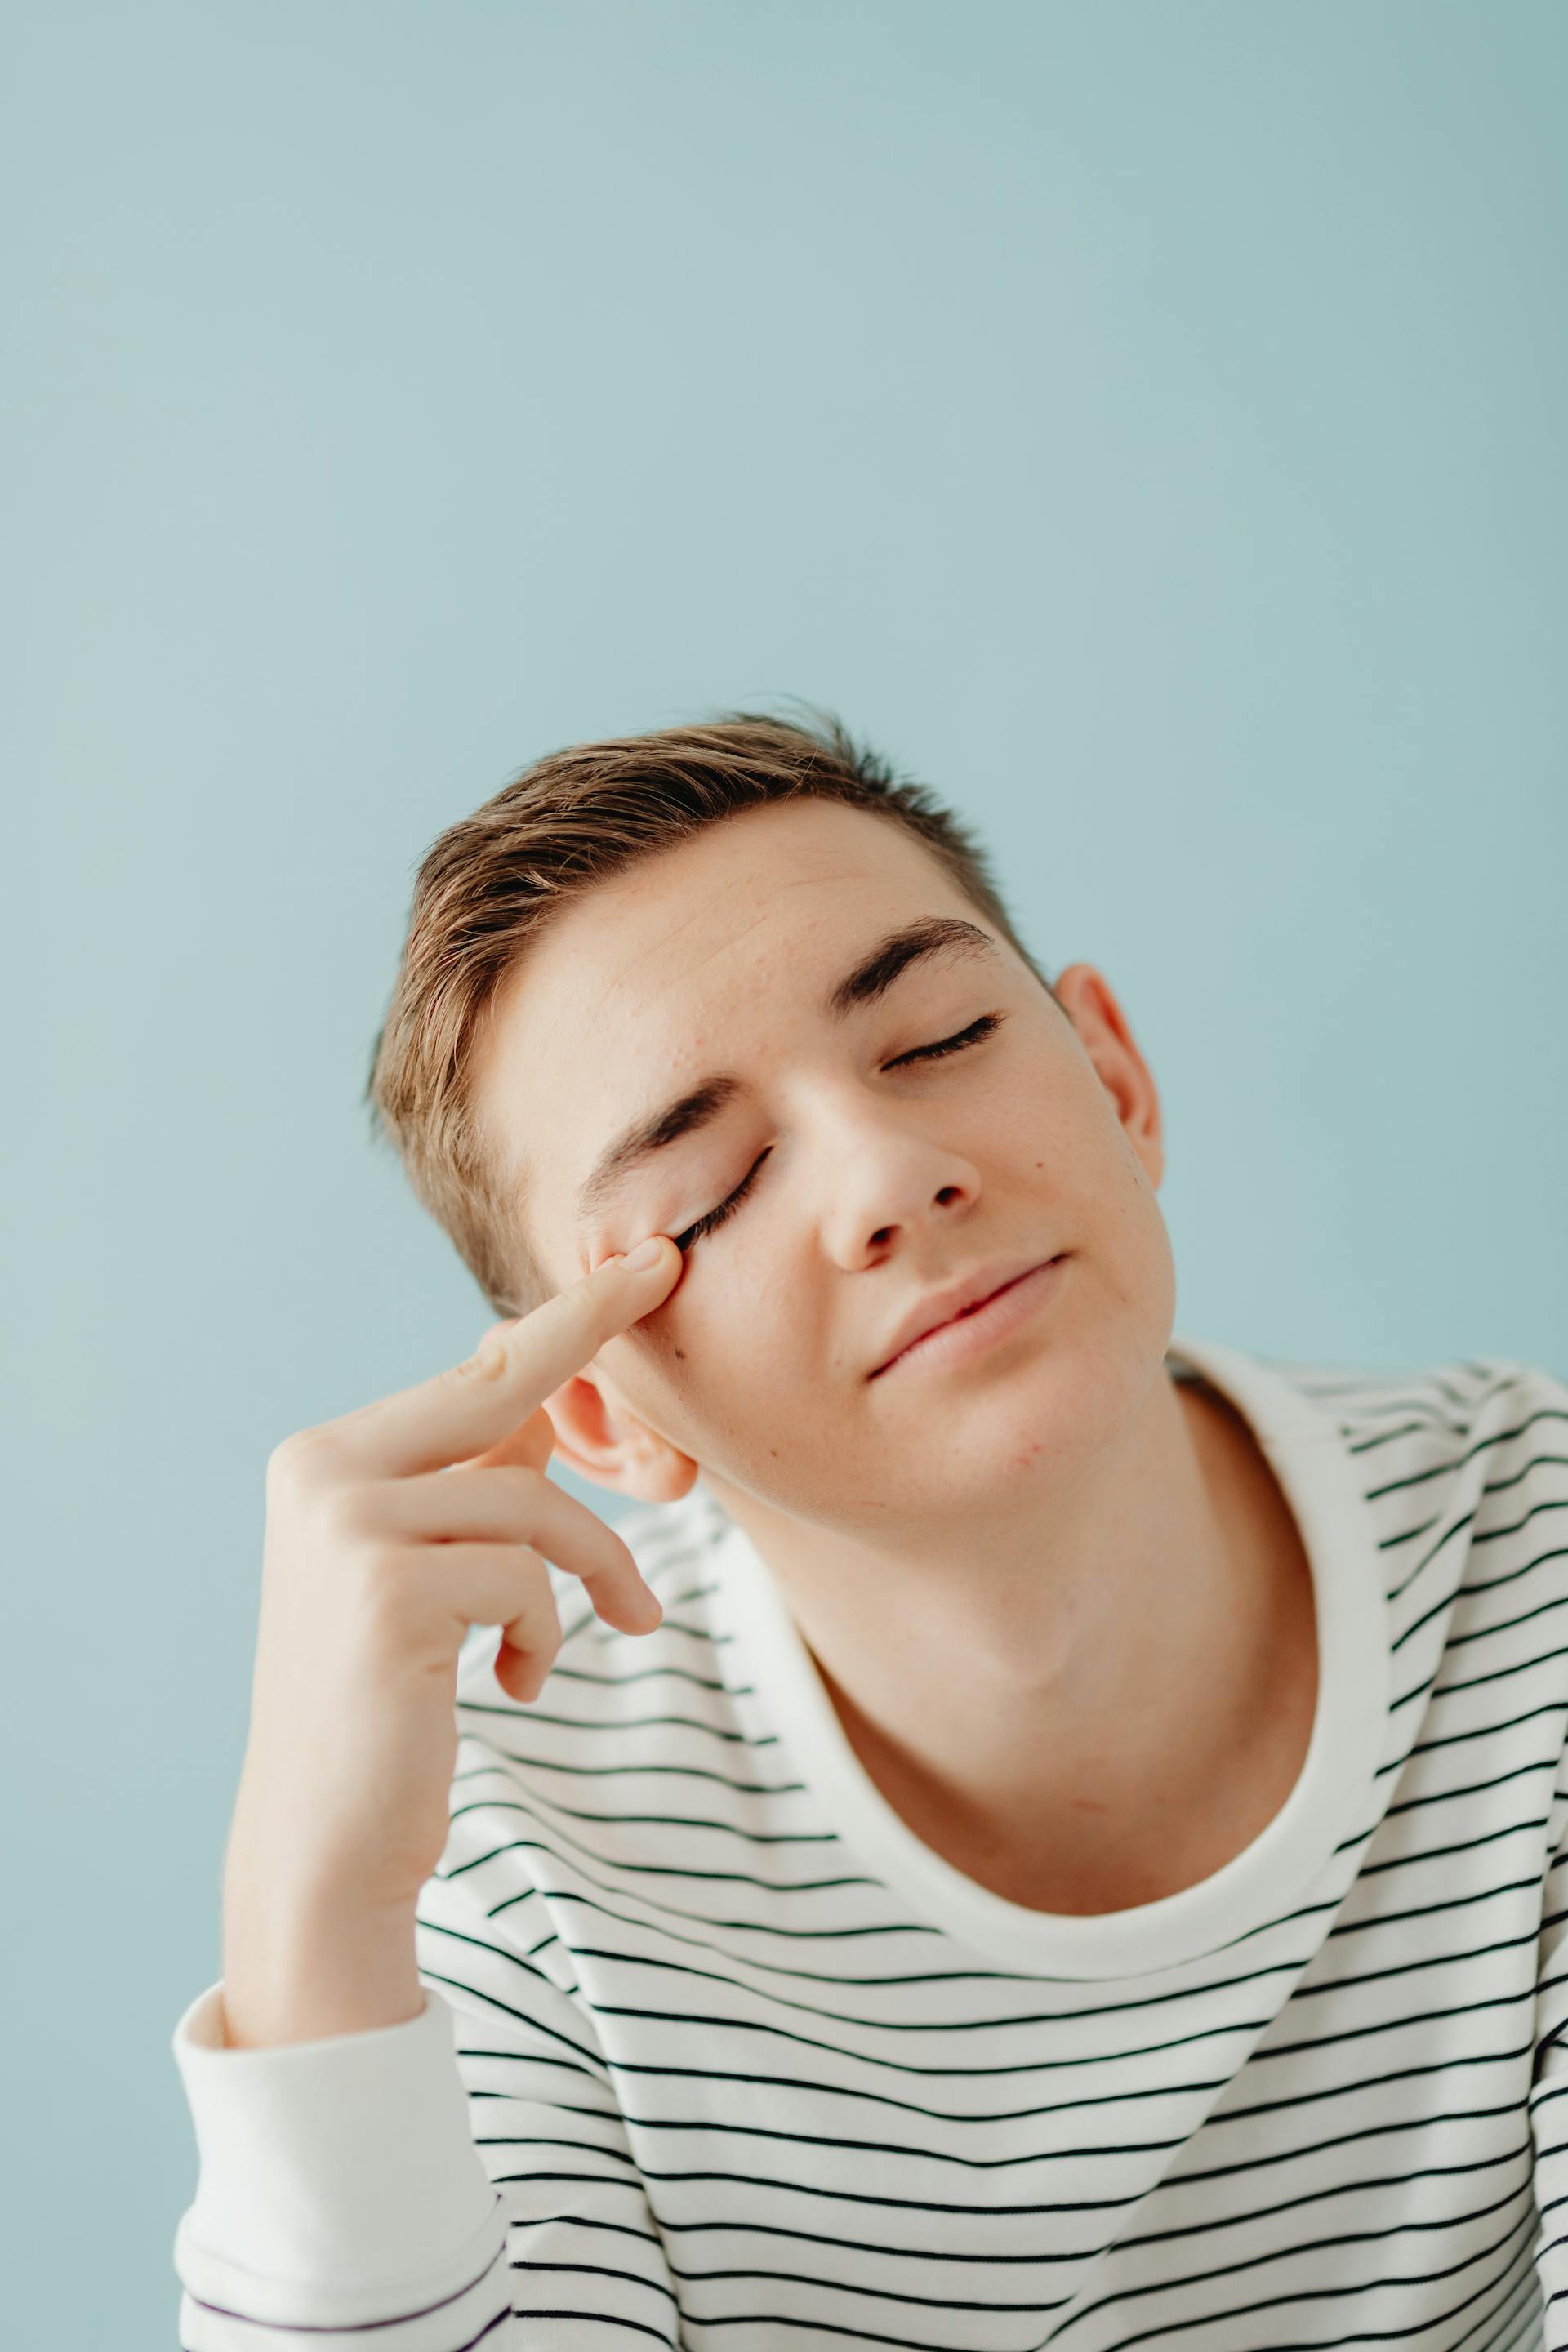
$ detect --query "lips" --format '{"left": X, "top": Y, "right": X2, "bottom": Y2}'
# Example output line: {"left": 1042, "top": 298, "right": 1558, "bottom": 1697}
{"left": 867, "top": 1254, "right": 1059, "bottom": 1380}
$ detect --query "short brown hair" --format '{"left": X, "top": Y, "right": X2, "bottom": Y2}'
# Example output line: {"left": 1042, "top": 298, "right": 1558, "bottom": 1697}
{"left": 363, "top": 706, "right": 1058, "bottom": 1321}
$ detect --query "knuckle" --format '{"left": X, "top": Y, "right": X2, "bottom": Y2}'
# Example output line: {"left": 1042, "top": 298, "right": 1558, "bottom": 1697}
{"left": 267, "top": 1428, "right": 332, "bottom": 1491}
{"left": 493, "top": 1461, "right": 546, "bottom": 1509}
{"left": 552, "top": 1278, "right": 599, "bottom": 1336}
{"left": 448, "top": 1339, "right": 509, "bottom": 1386}
{"left": 468, "top": 1463, "right": 546, "bottom": 1536}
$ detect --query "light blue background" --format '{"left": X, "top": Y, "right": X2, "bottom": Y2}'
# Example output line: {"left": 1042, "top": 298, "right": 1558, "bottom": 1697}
{"left": 4, "top": 2, "right": 1564, "bottom": 2339}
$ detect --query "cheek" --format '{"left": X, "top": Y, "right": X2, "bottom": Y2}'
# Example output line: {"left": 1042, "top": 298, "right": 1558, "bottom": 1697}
{"left": 666, "top": 1273, "right": 803, "bottom": 1401}
{"left": 631, "top": 1279, "right": 747, "bottom": 1389}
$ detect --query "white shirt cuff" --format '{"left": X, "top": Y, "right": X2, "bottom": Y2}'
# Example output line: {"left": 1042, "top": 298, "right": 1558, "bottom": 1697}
{"left": 171, "top": 1980, "right": 501, "bottom": 2301}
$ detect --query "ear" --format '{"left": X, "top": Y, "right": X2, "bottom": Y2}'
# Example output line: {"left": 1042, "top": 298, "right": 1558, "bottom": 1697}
{"left": 1051, "top": 963, "right": 1165, "bottom": 1189}
{"left": 543, "top": 1367, "right": 700, "bottom": 1503}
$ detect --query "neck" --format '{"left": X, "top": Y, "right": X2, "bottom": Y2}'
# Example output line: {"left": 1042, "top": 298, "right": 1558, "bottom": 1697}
{"left": 704, "top": 1361, "right": 1318, "bottom": 1913}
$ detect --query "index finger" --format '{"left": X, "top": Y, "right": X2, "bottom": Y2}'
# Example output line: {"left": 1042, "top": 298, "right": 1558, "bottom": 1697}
{"left": 324, "top": 1234, "right": 684, "bottom": 1479}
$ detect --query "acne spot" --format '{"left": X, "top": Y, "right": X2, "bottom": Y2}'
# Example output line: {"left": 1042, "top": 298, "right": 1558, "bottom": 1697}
{"left": 674, "top": 1348, "right": 686, "bottom": 1361}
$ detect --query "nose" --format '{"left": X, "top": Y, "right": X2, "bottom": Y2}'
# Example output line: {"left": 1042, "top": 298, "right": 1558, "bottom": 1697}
{"left": 823, "top": 1117, "right": 982, "bottom": 1266}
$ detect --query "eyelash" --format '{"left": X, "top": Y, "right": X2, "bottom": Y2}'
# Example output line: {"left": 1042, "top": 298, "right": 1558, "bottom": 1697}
{"left": 671, "top": 1012, "right": 1008, "bottom": 1253}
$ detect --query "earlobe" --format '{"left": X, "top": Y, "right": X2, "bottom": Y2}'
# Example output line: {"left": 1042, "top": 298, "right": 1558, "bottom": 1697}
{"left": 545, "top": 1370, "right": 700, "bottom": 1503}
{"left": 612, "top": 1446, "right": 702, "bottom": 1504}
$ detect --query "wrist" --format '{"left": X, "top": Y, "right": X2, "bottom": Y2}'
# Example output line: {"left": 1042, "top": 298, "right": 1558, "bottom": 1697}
{"left": 220, "top": 1897, "right": 422, "bottom": 2049}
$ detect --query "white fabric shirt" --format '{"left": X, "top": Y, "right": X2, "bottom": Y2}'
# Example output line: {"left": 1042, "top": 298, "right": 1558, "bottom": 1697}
{"left": 172, "top": 1333, "right": 1568, "bottom": 2350}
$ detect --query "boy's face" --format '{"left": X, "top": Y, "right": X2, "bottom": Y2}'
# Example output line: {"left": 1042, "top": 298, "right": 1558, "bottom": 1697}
{"left": 474, "top": 796, "right": 1177, "bottom": 1534}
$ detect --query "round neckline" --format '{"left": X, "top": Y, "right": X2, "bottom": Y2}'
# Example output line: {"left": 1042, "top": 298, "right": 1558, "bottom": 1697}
{"left": 706, "top": 1331, "right": 1391, "bottom": 1979}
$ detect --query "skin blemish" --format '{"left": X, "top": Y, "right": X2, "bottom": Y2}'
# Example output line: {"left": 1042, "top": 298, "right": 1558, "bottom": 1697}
{"left": 674, "top": 1348, "right": 686, "bottom": 1360}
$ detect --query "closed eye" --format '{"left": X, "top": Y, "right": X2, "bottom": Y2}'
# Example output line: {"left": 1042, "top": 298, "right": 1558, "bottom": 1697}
{"left": 671, "top": 1011, "right": 1008, "bottom": 1254}
{"left": 886, "top": 1010, "right": 1004, "bottom": 1071}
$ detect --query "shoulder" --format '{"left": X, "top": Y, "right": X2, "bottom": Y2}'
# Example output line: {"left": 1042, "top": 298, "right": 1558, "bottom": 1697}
{"left": 1318, "top": 1352, "right": 1568, "bottom": 1667}
{"left": 1260, "top": 1347, "right": 1566, "bottom": 1472}
{"left": 1220, "top": 1344, "right": 1568, "bottom": 1642}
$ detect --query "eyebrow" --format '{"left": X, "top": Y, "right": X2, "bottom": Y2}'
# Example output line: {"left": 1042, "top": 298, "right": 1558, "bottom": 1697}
{"left": 573, "top": 914, "right": 1003, "bottom": 1223}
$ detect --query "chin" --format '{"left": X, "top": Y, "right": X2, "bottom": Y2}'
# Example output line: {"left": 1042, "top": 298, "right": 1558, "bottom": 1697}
{"left": 886, "top": 1313, "right": 1161, "bottom": 1485}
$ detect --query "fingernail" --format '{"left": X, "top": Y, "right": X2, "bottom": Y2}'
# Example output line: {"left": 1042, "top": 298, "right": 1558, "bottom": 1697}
{"left": 621, "top": 1236, "right": 664, "bottom": 1272}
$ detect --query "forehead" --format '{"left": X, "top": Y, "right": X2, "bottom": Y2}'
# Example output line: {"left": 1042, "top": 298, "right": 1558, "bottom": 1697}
{"left": 501, "top": 795, "right": 969, "bottom": 1051}
{"left": 474, "top": 797, "right": 978, "bottom": 1236}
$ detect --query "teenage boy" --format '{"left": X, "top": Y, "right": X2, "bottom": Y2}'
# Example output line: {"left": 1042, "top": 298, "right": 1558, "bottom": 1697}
{"left": 173, "top": 712, "right": 1568, "bottom": 2350}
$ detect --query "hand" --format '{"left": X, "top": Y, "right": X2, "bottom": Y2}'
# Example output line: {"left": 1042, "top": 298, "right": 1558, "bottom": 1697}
{"left": 220, "top": 1236, "right": 684, "bottom": 2037}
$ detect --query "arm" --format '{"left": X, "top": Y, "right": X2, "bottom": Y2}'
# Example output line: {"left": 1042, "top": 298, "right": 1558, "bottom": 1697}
{"left": 171, "top": 1951, "right": 682, "bottom": 2349}
{"left": 171, "top": 1241, "right": 689, "bottom": 2345}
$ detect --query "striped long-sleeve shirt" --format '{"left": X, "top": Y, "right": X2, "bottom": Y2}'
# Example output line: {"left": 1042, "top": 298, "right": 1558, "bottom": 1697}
{"left": 172, "top": 1331, "right": 1568, "bottom": 2350}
